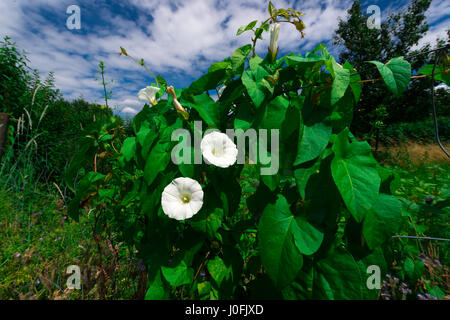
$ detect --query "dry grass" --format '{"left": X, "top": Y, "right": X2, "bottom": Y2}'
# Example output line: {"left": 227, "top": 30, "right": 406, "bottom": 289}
{"left": 376, "top": 139, "right": 450, "bottom": 165}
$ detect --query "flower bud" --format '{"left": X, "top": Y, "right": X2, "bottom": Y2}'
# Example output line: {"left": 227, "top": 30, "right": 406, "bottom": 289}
{"left": 167, "top": 86, "right": 189, "bottom": 120}
{"left": 269, "top": 23, "right": 280, "bottom": 61}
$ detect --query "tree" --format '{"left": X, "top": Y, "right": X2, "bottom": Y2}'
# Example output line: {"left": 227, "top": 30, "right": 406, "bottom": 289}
{"left": 0, "top": 36, "right": 31, "bottom": 116}
{"left": 332, "top": 0, "right": 447, "bottom": 136}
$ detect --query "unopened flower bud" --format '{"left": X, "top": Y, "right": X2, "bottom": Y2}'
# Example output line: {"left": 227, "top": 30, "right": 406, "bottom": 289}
{"left": 269, "top": 23, "right": 280, "bottom": 61}
{"left": 167, "top": 86, "right": 189, "bottom": 120}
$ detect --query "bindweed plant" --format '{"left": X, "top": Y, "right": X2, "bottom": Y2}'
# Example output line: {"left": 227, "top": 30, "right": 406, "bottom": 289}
{"left": 67, "top": 3, "right": 431, "bottom": 300}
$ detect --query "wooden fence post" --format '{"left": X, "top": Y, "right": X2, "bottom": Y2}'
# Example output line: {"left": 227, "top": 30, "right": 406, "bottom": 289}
{"left": 0, "top": 113, "right": 10, "bottom": 161}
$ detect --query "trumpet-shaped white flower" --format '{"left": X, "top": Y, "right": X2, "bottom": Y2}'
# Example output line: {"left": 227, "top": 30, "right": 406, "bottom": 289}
{"left": 138, "top": 86, "right": 160, "bottom": 105}
{"left": 269, "top": 23, "right": 280, "bottom": 60}
{"left": 201, "top": 131, "right": 238, "bottom": 168}
{"left": 161, "top": 177, "right": 204, "bottom": 221}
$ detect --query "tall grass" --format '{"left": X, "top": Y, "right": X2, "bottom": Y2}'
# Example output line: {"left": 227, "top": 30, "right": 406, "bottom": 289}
{"left": 1, "top": 86, "right": 63, "bottom": 198}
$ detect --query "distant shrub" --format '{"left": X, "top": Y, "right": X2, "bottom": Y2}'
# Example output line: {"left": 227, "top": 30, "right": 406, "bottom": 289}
{"left": 380, "top": 116, "right": 450, "bottom": 144}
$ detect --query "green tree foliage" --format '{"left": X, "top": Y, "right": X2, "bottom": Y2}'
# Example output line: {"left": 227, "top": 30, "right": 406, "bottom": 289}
{"left": 37, "top": 98, "right": 118, "bottom": 180}
{"left": 333, "top": 0, "right": 450, "bottom": 135}
{"left": 0, "top": 36, "right": 31, "bottom": 115}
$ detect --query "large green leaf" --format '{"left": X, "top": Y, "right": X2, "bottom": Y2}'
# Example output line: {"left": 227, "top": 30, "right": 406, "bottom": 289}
{"left": 186, "top": 93, "right": 221, "bottom": 128}
{"left": 218, "top": 79, "right": 245, "bottom": 106}
{"left": 145, "top": 270, "right": 168, "bottom": 300}
{"left": 188, "top": 66, "right": 228, "bottom": 95}
{"left": 362, "top": 193, "right": 403, "bottom": 249}
{"left": 258, "top": 138, "right": 280, "bottom": 190}
{"left": 242, "top": 69, "right": 265, "bottom": 108}
{"left": 331, "top": 129, "right": 380, "bottom": 222}
{"left": 136, "top": 126, "right": 150, "bottom": 147}
{"left": 298, "top": 153, "right": 342, "bottom": 228}
{"left": 143, "top": 121, "right": 181, "bottom": 186}
{"left": 236, "top": 20, "right": 258, "bottom": 36}
{"left": 137, "top": 116, "right": 164, "bottom": 159}
{"left": 121, "top": 137, "right": 136, "bottom": 162}
{"left": 234, "top": 101, "right": 254, "bottom": 131}
{"left": 207, "top": 256, "right": 231, "bottom": 288}
{"left": 294, "top": 122, "right": 331, "bottom": 165}
{"left": 246, "top": 181, "right": 277, "bottom": 216}
{"left": 161, "top": 261, "right": 194, "bottom": 287}
{"left": 283, "top": 247, "right": 364, "bottom": 300}
{"left": 249, "top": 55, "right": 263, "bottom": 71}
{"left": 281, "top": 262, "right": 314, "bottom": 300}
{"left": 258, "top": 195, "right": 304, "bottom": 288}
{"left": 259, "top": 95, "right": 290, "bottom": 130}
{"left": 314, "top": 248, "right": 364, "bottom": 299}
{"left": 231, "top": 44, "right": 252, "bottom": 73}
{"left": 294, "top": 159, "right": 320, "bottom": 199}
{"left": 293, "top": 216, "right": 324, "bottom": 255}
{"left": 418, "top": 64, "right": 450, "bottom": 85}
{"left": 141, "top": 170, "right": 177, "bottom": 219}
{"left": 368, "top": 57, "right": 411, "bottom": 97}
{"left": 68, "top": 171, "right": 106, "bottom": 219}
{"left": 281, "top": 96, "right": 303, "bottom": 140}
{"left": 190, "top": 207, "right": 223, "bottom": 240}
{"left": 177, "top": 146, "right": 195, "bottom": 178}
{"left": 140, "top": 128, "right": 158, "bottom": 159}
{"left": 143, "top": 140, "right": 171, "bottom": 186}
{"left": 285, "top": 55, "right": 324, "bottom": 67}
{"left": 343, "top": 61, "right": 361, "bottom": 102}
{"left": 77, "top": 171, "right": 105, "bottom": 195}
{"left": 330, "top": 60, "right": 350, "bottom": 105}
{"left": 132, "top": 104, "right": 152, "bottom": 134}
{"left": 329, "top": 88, "right": 354, "bottom": 132}
{"left": 208, "top": 60, "right": 231, "bottom": 73}
{"left": 241, "top": 57, "right": 272, "bottom": 108}
{"left": 260, "top": 171, "right": 280, "bottom": 192}
{"left": 356, "top": 248, "right": 388, "bottom": 300}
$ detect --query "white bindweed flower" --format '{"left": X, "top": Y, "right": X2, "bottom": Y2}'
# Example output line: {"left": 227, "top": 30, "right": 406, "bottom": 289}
{"left": 201, "top": 131, "right": 238, "bottom": 168}
{"left": 161, "top": 177, "right": 204, "bottom": 221}
{"left": 138, "top": 86, "right": 160, "bottom": 105}
{"left": 269, "top": 23, "right": 280, "bottom": 60}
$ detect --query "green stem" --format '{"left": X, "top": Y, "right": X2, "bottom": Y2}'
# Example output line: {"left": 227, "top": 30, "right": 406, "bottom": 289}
{"left": 250, "top": 15, "right": 289, "bottom": 58}
{"left": 124, "top": 54, "right": 160, "bottom": 88}
{"left": 99, "top": 63, "right": 109, "bottom": 108}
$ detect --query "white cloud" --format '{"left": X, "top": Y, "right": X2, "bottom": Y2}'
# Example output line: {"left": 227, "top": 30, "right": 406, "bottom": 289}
{"left": 121, "top": 106, "right": 139, "bottom": 114}
{"left": 425, "top": 0, "right": 450, "bottom": 25}
{"left": 413, "top": 22, "right": 449, "bottom": 50}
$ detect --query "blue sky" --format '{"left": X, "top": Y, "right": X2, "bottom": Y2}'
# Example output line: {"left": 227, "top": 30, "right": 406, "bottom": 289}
{"left": 0, "top": 0, "right": 448, "bottom": 117}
